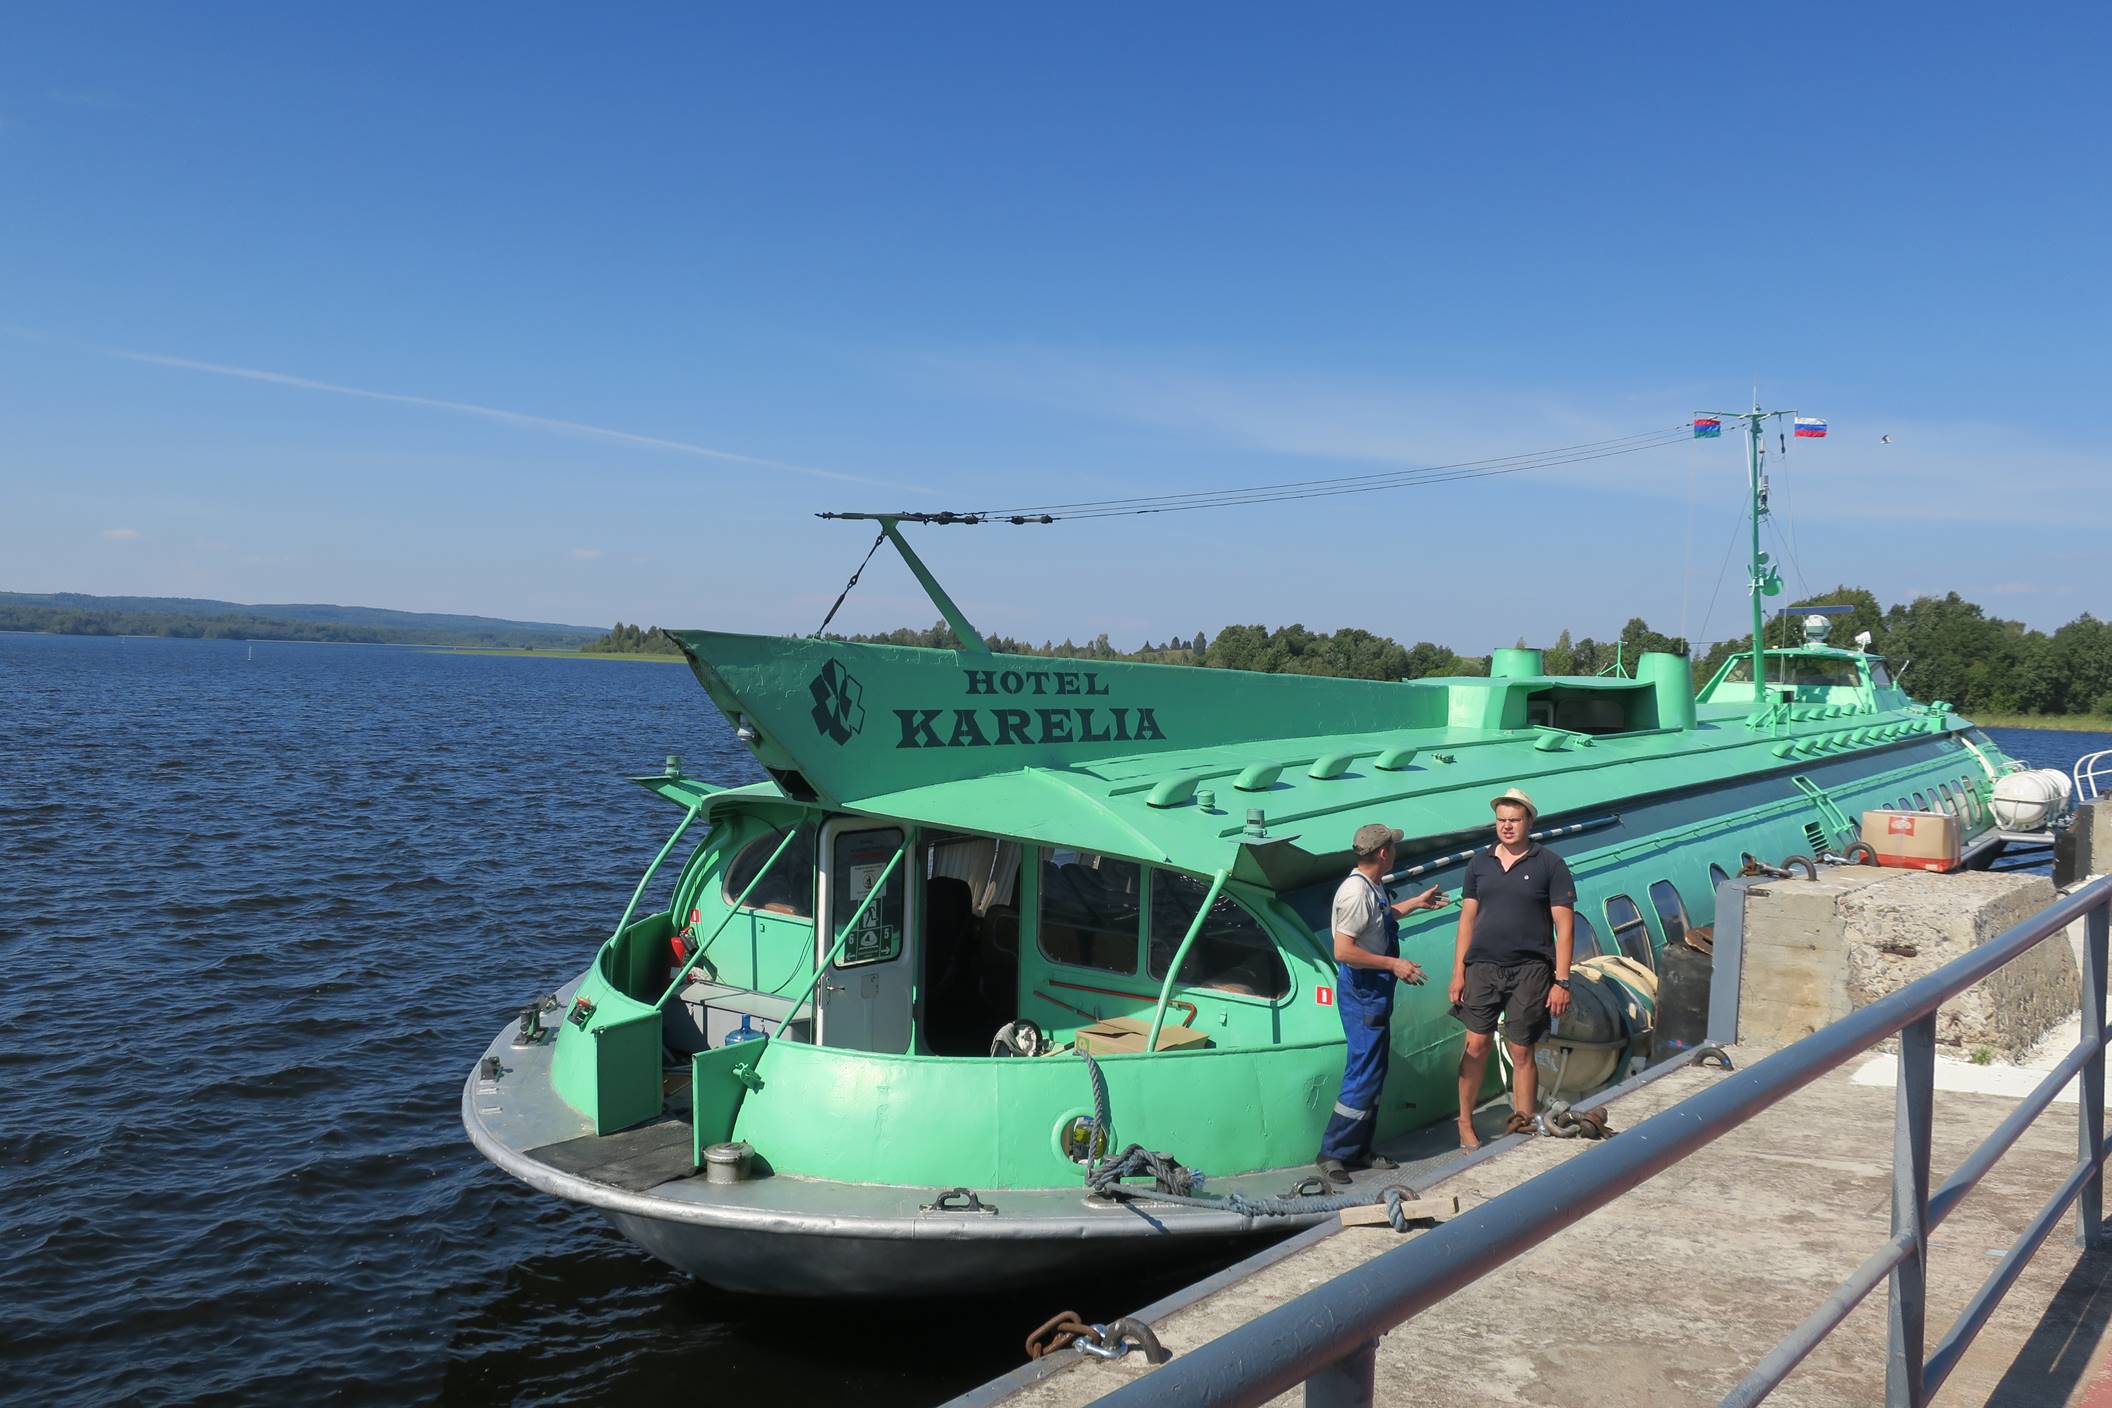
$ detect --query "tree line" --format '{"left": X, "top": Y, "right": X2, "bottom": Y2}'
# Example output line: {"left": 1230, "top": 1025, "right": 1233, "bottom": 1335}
{"left": 583, "top": 622, "right": 681, "bottom": 654}
{"left": 0, "top": 602, "right": 589, "bottom": 649}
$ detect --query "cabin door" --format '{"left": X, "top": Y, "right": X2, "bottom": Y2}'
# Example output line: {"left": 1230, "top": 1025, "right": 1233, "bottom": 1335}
{"left": 816, "top": 821, "right": 915, "bottom": 1053}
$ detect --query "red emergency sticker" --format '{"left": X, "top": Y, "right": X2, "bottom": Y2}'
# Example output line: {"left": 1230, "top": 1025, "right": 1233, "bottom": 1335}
{"left": 1316, "top": 986, "right": 1334, "bottom": 1006}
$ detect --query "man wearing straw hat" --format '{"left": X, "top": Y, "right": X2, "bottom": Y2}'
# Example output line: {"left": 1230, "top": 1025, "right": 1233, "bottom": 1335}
{"left": 1450, "top": 787, "right": 1575, "bottom": 1149}
{"left": 1314, "top": 822, "right": 1449, "bottom": 1185}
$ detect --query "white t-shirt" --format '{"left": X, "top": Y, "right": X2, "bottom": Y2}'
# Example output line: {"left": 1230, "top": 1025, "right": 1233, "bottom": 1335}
{"left": 1331, "top": 874, "right": 1389, "bottom": 955}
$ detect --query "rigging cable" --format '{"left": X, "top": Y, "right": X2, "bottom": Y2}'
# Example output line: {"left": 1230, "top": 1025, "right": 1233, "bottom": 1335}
{"left": 1026, "top": 434, "right": 1695, "bottom": 521}
{"left": 1694, "top": 497, "right": 1751, "bottom": 651}
{"left": 1768, "top": 516, "right": 1812, "bottom": 602}
{"left": 812, "top": 527, "right": 888, "bottom": 637}
{"left": 973, "top": 425, "right": 1686, "bottom": 519}
{"left": 817, "top": 425, "right": 1696, "bottom": 526}
{"left": 1680, "top": 430, "right": 1699, "bottom": 649}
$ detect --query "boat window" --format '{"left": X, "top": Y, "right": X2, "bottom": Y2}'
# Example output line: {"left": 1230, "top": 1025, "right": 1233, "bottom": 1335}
{"left": 1605, "top": 895, "right": 1654, "bottom": 968}
{"left": 722, "top": 821, "right": 817, "bottom": 918}
{"left": 1039, "top": 849, "right": 1142, "bottom": 974}
{"left": 1570, "top": 910, "right": 1601, "bottom": 961}
{"left": 1147, "top": 872, "right": 1289, "bottom": 999}
{"left": 1788, "top": 659, "right": 1860, "bottom": 688}
{"left": 1936, "top": 783, "right": 1957, "bottom": 816}
{"left": 831, "top": 827, "right": 906, "bottom": 967}
{"left": 1648, "top": 881, "right": 1688, "bottom": 946}
{"left": 1716, "top": 658, "right": 1753, "bottom": 684}
{"left": 1913, "top": 791, "right": 1929, "bottom": 811}
{"left": 1708, "top": 862, "right": 1730, "bottom": 891}
{"left": 1962, "top": 778, "right": 1982, "bottom": 821}
{"left": 1870, "top": 659, "right": 1893, "bottom": 687}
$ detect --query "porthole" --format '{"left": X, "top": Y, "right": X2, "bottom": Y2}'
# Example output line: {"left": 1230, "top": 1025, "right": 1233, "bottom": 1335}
{"left": 1605, "top": 895, "right": 1654, "bottom": 969}
{"left": 1647, "top": 880, "right": 1689, "bottom": 946}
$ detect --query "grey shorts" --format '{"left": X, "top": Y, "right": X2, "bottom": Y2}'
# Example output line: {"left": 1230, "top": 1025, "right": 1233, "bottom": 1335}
{"left": 1458, "top": 960, "right": 1553, "bottom": 1045}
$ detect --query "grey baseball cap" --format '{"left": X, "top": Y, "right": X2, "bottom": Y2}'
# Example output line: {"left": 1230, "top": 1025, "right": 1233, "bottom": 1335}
{"left": 1352, "top": 822, "right": 1404, "bottom": 857}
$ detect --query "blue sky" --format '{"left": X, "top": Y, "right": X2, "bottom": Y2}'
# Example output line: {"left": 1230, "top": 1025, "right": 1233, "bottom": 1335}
{"left": 4, "top": 5, "right": 2106, "bottom": 652}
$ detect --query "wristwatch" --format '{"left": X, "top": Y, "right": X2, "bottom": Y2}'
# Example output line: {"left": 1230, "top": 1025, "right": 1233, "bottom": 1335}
{"left": 1552, "top": 977, "right": 1571, "bottom": 989}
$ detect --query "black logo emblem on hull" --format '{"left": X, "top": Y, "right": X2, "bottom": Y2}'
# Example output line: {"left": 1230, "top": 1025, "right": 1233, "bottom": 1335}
{"left": 809, "top": 660, "right": 866, "bottom": 744}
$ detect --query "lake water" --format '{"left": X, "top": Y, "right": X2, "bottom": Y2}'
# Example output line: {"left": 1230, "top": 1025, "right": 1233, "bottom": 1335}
{"left": 4, "top": 634, "right": 1227, "bottom": 1407}
{"left": 5, "top": 633, "right": 2105, "bottom": 1405}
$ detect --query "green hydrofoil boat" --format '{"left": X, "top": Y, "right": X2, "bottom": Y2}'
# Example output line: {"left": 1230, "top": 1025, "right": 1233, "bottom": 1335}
{"left": 462, "top": 409, "right": 2048, "bottom": 1296}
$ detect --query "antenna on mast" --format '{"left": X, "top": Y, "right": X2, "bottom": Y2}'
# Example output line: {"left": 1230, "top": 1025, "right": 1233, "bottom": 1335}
{"left": 1691, "top": 399, "right": 1824, "bottom": 704}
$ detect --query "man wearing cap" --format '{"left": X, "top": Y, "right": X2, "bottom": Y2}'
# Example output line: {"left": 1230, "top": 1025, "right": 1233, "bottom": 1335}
{"left": 1450, "top": 788, "right": 1575, "bottom": 1149}
{"left": 1315, "top": 822, "right": 1450, "bottom": 1185}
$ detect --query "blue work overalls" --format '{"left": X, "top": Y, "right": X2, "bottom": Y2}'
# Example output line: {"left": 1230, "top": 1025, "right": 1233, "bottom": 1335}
{"left": 1318, "top": 875, "right": 1397, "bottom": 1164}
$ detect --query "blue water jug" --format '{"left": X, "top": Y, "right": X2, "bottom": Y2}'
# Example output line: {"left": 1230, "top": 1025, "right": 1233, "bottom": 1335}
{"left": 721, "top": 1014, "right": 766, "bottom": 1047}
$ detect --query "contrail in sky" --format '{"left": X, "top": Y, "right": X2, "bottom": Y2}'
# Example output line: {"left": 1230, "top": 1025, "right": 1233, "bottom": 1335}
{"left": 94, "top": 343, "right": 926, "bottom": 492}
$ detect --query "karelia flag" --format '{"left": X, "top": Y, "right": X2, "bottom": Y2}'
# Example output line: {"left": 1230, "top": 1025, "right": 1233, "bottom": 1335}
{"left": 1794, "top": 417, "right": 1828, "bottom": 438}
{"left": 1693, "top": 417, "right": 1722, "bottom": 438}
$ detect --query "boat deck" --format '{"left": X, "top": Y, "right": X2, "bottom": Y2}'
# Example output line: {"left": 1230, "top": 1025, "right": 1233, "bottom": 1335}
{"left": 958, "top": 1045, "right": 2112, "bottom": 1407}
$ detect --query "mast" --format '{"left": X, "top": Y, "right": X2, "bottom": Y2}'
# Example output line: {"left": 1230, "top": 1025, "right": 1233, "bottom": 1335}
{"left": 1696, "top": 401, "right": 1795, "bottom": 704}
{"left": 1746, "top": 400, "right": 1767, "bottom": 698}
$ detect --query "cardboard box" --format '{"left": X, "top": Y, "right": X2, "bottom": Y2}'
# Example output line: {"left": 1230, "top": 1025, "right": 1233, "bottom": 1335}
{"left": 1861, "top": 809, "right": 1961, "bottom": 872}
{"left": 1072, "top": 1015, "right": 1213, "bottom": 1055}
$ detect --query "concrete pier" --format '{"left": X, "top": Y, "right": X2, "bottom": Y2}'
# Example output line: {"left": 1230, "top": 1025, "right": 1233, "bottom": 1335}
{"left": 959, "top": 869, "right": 2112, "bottom": 1408}
{"left": 967, "top": 1049, "right": 2111, "bottom": 1407}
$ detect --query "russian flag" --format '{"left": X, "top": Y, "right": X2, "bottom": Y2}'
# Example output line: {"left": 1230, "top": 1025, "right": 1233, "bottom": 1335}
{"left": 1794, "top": 417, "right": 1828, "bottom": 438}
{"left": 1693, "top": 417, "right": 1722, "bottom": 438}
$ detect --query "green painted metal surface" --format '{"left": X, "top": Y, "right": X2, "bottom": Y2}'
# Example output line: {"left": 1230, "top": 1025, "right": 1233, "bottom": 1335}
{"left": 536, "top": 616, "right": 2022, "bottom": 1179}
{"left": 548, "top": 911, "right": 674, "bottom": 1134}
{"left": 732, "top": 1038, "right": 1344, "bottom": 1187}
{"left": 667, "top": 627, "right": 1966, "bottom": 893}
{"left": 690, "top": 1042, "right": 758, "bottom": 1161}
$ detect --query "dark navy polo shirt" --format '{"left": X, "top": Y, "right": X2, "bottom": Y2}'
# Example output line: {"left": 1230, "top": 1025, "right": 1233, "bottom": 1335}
{"left": 1461, "top": 842, "right": 1577, "bottom": 968}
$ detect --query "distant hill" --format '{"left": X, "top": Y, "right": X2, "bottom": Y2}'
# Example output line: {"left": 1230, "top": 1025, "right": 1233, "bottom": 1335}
{"left": 0, "top": 592, "right": 602, "bottom": 649}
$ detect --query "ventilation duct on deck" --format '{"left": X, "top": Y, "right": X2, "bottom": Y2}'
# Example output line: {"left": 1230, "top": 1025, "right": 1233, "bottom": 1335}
{"left": 1492, "top": 647, "right": 1545, "bottom": 679}
{"left": 1638, "top": 651, "right": 1696, "bottom": 731}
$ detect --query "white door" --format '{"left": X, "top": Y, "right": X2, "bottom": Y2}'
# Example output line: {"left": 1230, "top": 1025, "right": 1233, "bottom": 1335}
{"left": 816, "top": 821, "right": 916, "bottom": 1053}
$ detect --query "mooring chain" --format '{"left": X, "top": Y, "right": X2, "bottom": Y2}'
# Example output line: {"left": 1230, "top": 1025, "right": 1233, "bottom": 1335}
{"left": 1024, "top": 1311, "right": 1171, "bottom": 1365}
{"left": 1537, "top": 1103, "right": 1614, "bottom": 1140}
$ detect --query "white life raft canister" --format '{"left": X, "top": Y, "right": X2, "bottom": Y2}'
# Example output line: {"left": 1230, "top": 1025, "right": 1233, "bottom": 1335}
{"left": 1989, "top": 768, "right": 2072, "bottom": 832}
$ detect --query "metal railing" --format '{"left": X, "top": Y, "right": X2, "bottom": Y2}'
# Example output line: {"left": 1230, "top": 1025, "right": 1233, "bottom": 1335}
{"left": 1093, "top": 874, "right": 2112, "bottom": 1408}
{"left": 2077, "top": 748, "right": 2112, "bottom": 804}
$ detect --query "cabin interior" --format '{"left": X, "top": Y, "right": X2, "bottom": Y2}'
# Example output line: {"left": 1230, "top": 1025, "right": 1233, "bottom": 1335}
{"left": 649, "top": 810, "right": 1311, "bottom": 1063}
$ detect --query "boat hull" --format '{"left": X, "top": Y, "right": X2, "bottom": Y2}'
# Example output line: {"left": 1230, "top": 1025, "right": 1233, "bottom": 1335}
{"left": 462, "top": 1023, "right": 1327, "bottom": 1297}
{"left": 601, "top": 1205, "right": 1273, "bottom": 1297}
